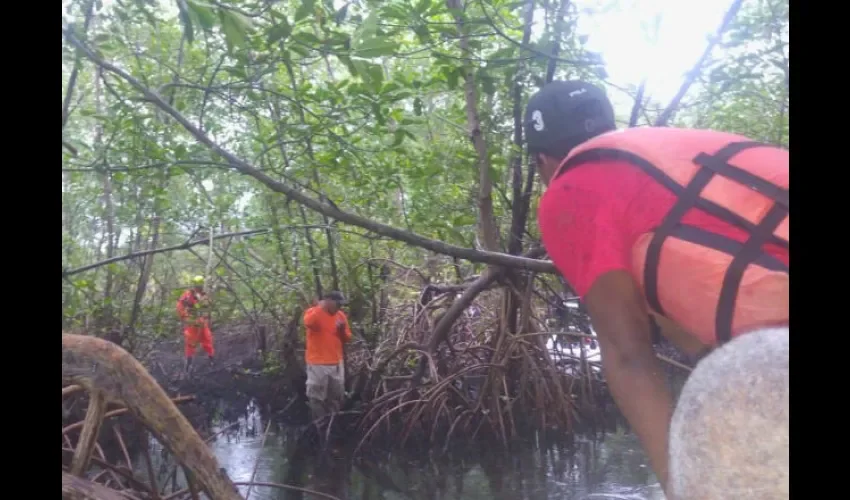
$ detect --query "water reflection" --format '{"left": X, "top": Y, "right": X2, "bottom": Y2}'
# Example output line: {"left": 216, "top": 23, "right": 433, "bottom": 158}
{"left": 136, "top": 399, "right": 663, "bottom": 500}
{"left": 201, "top": 406, "right": 662, "bottom": 500}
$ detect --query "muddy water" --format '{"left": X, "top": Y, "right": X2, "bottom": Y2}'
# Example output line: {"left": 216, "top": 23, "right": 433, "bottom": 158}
{"left": 140, "top": 401, "right": 665, "bottom": 500}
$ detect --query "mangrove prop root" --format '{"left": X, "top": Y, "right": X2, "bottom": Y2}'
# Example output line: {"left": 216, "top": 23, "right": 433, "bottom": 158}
{"left": 70, "top": 390, "right": 106, "bottom": 476}
{"left": 62, "top": 395, "right": 196, "bottom": 434}
{"left": 62, "top": 471, "right": 134, "bottom": 500}
{"left": 62, "top": 333, "right": 241, "bottom": 500}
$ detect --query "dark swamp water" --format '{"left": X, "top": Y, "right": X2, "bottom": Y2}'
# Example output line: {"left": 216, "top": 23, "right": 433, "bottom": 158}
{"left": 129, "top": 335, "right": 691, "bottom": 500}
{"left": 136, "top": 399, "right": 666, "bottom": 500}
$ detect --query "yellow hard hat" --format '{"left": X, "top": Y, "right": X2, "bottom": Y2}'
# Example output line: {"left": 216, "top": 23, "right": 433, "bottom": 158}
{"left": 191, "top": 275, "right": 205, "bottom": 285}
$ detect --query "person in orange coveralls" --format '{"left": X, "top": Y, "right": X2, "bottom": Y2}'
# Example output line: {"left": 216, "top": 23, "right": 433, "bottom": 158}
{"left": 176, "top": 275, "right": 215, "bottom": 373}
{"left": 303, "top": 291, "right": 352, "bottom": 420}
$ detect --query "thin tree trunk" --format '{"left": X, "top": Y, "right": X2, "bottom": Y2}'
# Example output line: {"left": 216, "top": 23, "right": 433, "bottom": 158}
{"left": 504, "top": 0, "right": 537, "bottom": 335}
{"left": 96, "top": 67, "right": 117, "bottom": 331}
{"left": 299, "top": 205, "right": 323, "bottom": 298}
{"left": 127, "top": 215, "right": 161, "bottom": 346}
{"left": 447, "top": 0, "right": 500, "bottom": 253}
{"left": 285, "top": 60, "right": 341, "bottom": 291}
{"left": 62, "top": 0, "right": 96, "bottom": 130}
{"left": 546, "top": 0, "right": 572, "bottom": 83}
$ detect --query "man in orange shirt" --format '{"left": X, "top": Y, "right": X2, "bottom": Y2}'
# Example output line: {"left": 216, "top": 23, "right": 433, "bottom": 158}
{"left": 303, "top": 291, "right": 352, "bottom": 420}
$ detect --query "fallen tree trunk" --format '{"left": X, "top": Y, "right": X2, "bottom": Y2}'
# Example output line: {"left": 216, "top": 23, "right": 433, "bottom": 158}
{"left": 62, "top": 334, "right": 241, "bottom": 500}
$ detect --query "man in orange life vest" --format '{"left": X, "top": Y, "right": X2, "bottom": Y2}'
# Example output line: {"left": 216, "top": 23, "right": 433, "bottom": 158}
{"left": 525, "top": 81, "right": 788, "bottom": 498}
{"left": 176, "top": 275, "right": 215, "bottom": 373}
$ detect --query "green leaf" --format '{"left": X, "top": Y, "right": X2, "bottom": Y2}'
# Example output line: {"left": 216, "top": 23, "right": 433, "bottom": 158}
{"left": 480, "top": 73, "right": 496, "bottom": 96}
{"left": 337, "top": 54, "right": 359, "bottom": 76}
{"left": 295, "top": 0, "right": 316, "bottom": 23}
{"left": 267, "top": 19, "right": 292, "bottom": 44}
{"left": 177, "top": 2, "right": 195, "bottom": 43}
{"left": 392, "top": 129, "right": 406, "bottom": 147}
{"left": 355, "top": 38, "right": 395, "bottom": 58}
{"left": 414, "top": 0, "right": 431, "bottom": 15}
{"left": 219, "top": 9, "right": 251, "bottom": 52}
{"left": 452, "top": 214, "right": 474, "bottom": 227}
{"left": 372, "top": 103, "right": 386, "bottom": 126}
{"left": 325, "top": 31, "right": 350, "bottom": 47}
{"left": 186, "top": 0, "right": 217, "bottom": 30}
{"left": 292, "top": 31, "right": 322, "bottom": 45}
{"left": 224, "top": 66, "right": 247, "bottom": 79}
{"left": 447, "top": 227, "right": 467, "bottom": 244}
{"left": 384, "top": 5, "right": 408, "bottom": 20}
{"left": 290, "top": 44, "right": 310, "bottom": 56}
{"left": 366, "top": 63, "right": 384, "bottom": 87}
{"left": 351, "top": 59, "right": 368, "bottom": 79}
{"left": 413, "top": 24, "right": 431, "bottom": 44}
{"left": 489, "top": 46, "right": 516, "bottom": 61}
{"left": 352, "top": 11, "right": 378, "bottom": 47}
{"left": 446, "top": 69, "right": 459, "bottom": 90}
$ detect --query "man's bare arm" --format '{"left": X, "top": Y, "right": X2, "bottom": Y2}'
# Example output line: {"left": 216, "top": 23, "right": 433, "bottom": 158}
{"left": 584, "top": 270, "right": 674, "bottom": 490}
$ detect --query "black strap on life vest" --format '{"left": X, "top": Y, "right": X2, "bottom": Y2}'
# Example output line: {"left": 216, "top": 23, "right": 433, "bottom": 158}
{"left": 555, "top": 141, "right": 789, "bottom": 345}
{"left": 649, "top": 315, "right": 661, "bottom": 345}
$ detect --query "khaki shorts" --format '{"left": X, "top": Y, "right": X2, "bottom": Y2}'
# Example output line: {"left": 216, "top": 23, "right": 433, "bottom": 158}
{"left": 306, "top": 363, "right": 345, "bottom": 419}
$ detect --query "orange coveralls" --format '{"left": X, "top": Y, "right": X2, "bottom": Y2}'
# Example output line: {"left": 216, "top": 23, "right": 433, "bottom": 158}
{"left": 177, "top": 289, "right": 214, "bottom": 357}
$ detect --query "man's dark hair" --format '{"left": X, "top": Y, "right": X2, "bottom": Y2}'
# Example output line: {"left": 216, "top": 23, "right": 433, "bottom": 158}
{"left": 322, "top": 290, "right": 347, "bottom": 305}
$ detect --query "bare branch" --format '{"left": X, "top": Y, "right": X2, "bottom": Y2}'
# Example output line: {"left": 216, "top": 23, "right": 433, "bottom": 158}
{"left": 62, "top": 0, "right": 96, "bottom": 131}
{"left": 629, "top": 79, "right": 647, "bottom": 127}
{"left": 62, "top": 229, "right": 270, "bottom": 278}
{"left": 655, "top": 0, "right": 744, "bottom": 126}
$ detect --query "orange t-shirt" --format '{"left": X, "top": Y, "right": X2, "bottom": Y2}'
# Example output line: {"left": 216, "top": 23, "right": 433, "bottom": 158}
{"left": 303, "top": 305, "right": 352, "bottom": 365}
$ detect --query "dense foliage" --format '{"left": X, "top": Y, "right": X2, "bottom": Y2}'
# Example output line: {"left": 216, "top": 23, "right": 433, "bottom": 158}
{"left": 61, "top": 0, "right": 789, "bottom": 349}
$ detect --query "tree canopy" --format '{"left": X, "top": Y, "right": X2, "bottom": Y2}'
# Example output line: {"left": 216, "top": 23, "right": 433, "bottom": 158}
{"left": 61, "top": 0, "right": 789, "bottom": 344}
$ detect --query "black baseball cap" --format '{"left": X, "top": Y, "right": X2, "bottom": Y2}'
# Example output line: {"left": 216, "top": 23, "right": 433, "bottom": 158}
{"left": 524, "top": 80, "right": 615, "bottom": 154}
{"left": 323, "top": 290, "right": 348, "bottom": 305}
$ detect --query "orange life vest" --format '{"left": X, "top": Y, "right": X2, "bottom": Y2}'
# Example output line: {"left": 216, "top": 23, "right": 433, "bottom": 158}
{"left": 553, "top": 127, "right": 789, "bottom": 346}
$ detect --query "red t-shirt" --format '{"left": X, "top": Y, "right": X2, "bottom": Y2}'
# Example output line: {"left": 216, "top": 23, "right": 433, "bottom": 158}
{"left": 538, "top": 160, "right": 790, "bottom": 299}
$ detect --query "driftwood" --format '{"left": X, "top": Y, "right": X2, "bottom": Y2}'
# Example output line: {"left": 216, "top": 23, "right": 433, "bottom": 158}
{"left": 62, "top": 333, "right": 241, "bottom": 500}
